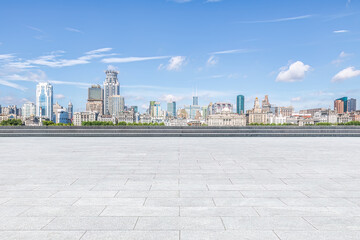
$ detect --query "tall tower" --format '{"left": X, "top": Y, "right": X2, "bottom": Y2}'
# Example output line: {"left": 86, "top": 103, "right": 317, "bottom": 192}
{"left": 36, "top": 82, "right": 53, "bottom": 120}
{"left": 103, "top": 70, "right": 120, "bottom": 115}
{"left": 68, "top": 101, "right": 73, "bottom": 121}
{"left": 236, "top": 95, "right": 245, "bottom": 114}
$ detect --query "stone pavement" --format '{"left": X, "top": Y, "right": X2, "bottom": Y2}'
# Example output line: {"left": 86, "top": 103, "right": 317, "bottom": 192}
{"left": 0, "top": 137, "right": 360, "bottom": 239}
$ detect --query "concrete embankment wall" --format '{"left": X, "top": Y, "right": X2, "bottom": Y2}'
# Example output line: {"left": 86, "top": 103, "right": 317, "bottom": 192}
{"left": 1, "top": 126, "right": 360, "bottom": 137}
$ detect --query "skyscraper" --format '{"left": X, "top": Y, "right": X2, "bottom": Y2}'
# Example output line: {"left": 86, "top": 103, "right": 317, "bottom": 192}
{"left": 347, "top": 98, "right": 356, "bottom": 112}
{"left": 86, "top": 85, "right": 104, "bottom": 114}
{"left": 109, "top": 95, "right": 125, "bottom": 116}
{"left": 193, "top": 96, "right": 199, "bottom": 106}
{"left": 22, "top": 102, "right": 36, "bottom": 119}
{"left": 167, "top": 101, "right": 176, "bottom": 117}
{"left": 334, "top": 97, "right": 348, "bottom": 113}
{"left": 149, "top": 101, "right": 161, "bottom": 117}
{"left": 88, "top": 84, "right": 103, "bottom": 100}
{"left": 36, "top": 82, "right": 53, "bottom": 120}
{"left": 103, "top": 70, "right": 120, "bottom": 115}
{"left": 236, "top": 95, "right": 245, "bottom": 114}
{"left": 68, "top": 101, "right": 73, "bottom": 121}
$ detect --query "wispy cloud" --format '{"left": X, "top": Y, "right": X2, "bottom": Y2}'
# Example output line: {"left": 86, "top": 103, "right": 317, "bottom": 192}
{"left": 239, "top": 15, "right": 312, "bottom": 24}
{"left": 207, "top": 55, "right": 218, "bottom": 66}
{"left": 0, "top": 54, "right": 15, "bottom": 60}
{"left": 159, "top": 56, "right": 186, "bottom": 71}
{"left": 49, "top": 80, "right": 91, "bottom": 86}
{"left": 333, "top": 30, "right": 349, "bottom": 33}
{"left": 0, "top": 79, "right": 27, "bottom": 91}
{"left": 86, "top": 48, "right": 112, "bottom": 55}
{"left": 65, "top": 27, "right": 83, "bottom": 33}
{"left": 210, "top": 49, "right": 255, "bottom": 55}
{"left": 54, "top": 94, "right": 65, "bottom": 99}
{"left": 27, "top": 25, "right": 44, "bottom": 33}
{"left": 171, "top": 0, "right": 192, "bottom": 3}
{"left": 332, "top": 51, "right": 352, "bottom": 65}
{"left": 102, "top": 56, "right": 169, "bottom": 63}
{"left": 332, "top": 67, "right": 360, "bottom": 82}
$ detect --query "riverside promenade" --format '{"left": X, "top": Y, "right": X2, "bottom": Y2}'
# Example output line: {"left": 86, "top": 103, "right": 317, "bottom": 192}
{"left": 1, "top": 126, "right": 360, "bottom": 137}
{"left": 0, "top": 137, "right": 360, "bottom": 239}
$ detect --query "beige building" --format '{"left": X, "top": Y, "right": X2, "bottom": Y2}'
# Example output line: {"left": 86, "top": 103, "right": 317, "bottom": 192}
{"left": 207, "top": 108, "right": 246, "bottom": 126}
{"left": 73, "top": 112, "right": 97, "bottom": 126}
{"left": 247, "top": 97, "right": 268, "bottom": 124}
{"left": 86, "top": 100, "right": 103, "bottom": 114}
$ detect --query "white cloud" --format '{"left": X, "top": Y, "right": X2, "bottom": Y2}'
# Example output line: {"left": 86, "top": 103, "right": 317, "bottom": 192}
{"left": 333, "top": 30, "right": 349, "bottom": 33}
{"left": 276, "top": 61, "right": 311, "bottom": 82}
{"left": 211, "top": 49, "right": 254, "bottom": 55}
{"left": 107, "top": 65, "right": 119, "bottom": 71}
{"left": 0, "top": 54, "right": 14, "bottom": 60}
{"left": 206, "top": 0, "right": 223, "bottom": 2}
{"left": 332, "top": 67, "right": 360, "bottom": 82}
{"left": 65, "top": 27, "right": 83, "bottom": 33}
{"left": 0, "top": 79, "right": 27, "bottom": 91}
{"left": 165, "top": 56, "right": 186, "bottom": 71}
{"left": 27, "top": 26, "right": 44, "bottom": 33}
{"left": 102, "top": 56, "right": 169, "bottom": 63}
{"left": 49, "top": 80, "right": 91, "bottom": 86}
{"left": 172, "top": 0, "right": 192, "bottom": 3}
{"left": 86, "top": 48, "right": 112, "bottom": 55}
{"left": 332, "top": 51, "right": 352, "bottom": 65}
{"left": 291, "top": 97, "right": 301, "bottom": 102}
{"left": 240, "top": 15, "right": 312, "bottom": 24}
{"left": 207, "top": 55, "right": 218, "bottom": 66}
{"left": 159, "top": 94, "right": 184, "bottom": 102}
{"left": 54, "top": 94, "right": 65, "bottom": 99}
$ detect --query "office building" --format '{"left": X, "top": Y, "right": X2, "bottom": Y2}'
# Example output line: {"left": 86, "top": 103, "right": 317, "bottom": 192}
{"left": 73, "top": 112, "right": 98, "bottom": 126}
{"left": 347, "top": 98, "right": 356, "bottom": 112}
{"left": 87, "top": 85, "right": 104, "bottom": 114}
{"left": 149, "top": 101, "right": 162, "bottom": 118}
{"left": 236, "top": 95, "right": 245, "bottom": 114}
{"left": 109, "top": 95, "right": 125, "bottom": 116}
{"left": 247, "top": 97, "right": 267, "bottom": 124}
{"left": 88, "top": 84, "right": 103, "bottom": 100}
{"left": 207, "top": 107, "right": 246, "bottom": 126}
{"left": 103, "top": 70, "right": 120, "bottom": 115}
{"left": 334, "top": 99, "right": 345, "bottom": 114}
{"left": 68, "top": 101, "right": 73, "bottom": 121}
{"left": 193, "top": 96, "right": 199, "bottom": 105}
{"left": 211, "top": 102, "right": 233, "bottom": 114}
{"left": 22, "top": 102, "right": 36, "bottom": 119}
{"left": 167, "top": 101, "right": 176, "bottom": 117}
{"left": 36, "top": 82, "right": 53, "bottom": 120}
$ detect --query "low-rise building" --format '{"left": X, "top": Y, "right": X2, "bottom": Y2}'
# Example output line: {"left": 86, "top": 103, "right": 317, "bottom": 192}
{"left": 98, "top": 115, "right": 117, "bottom": 124}
{"left": 116, "top": 111, "right": 134, "bottom": 123}
{"left": 73, "top": 112, "right": 98, "bottom": 126}
{"left": 207, "top": 108, "right": 246, "bottom": 126}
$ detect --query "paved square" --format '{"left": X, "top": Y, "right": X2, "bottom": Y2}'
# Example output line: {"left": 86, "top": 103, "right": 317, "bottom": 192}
{"left": 1, "top": 137, "right": 360, "bottom": 239}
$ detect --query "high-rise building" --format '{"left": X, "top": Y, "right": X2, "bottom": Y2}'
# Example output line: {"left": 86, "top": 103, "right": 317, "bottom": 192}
{"left": 193, "top": 96, "right": 199, "bottom": 106}
{"left": 88, "top": 84, "right": 103, "bottom": 100}
{"left": 236, "top": 95, "right": 245, "bottom": 114}
{"left": 334, "top": 97, "right": 348, "bottom": 113}
{"left": 68, "top": 101, "right": 73, "bottom": 121}
{"left": 87, "top": 85, "right": 104, "bottom": 114}
{"left": 334, "top": 99, "right": 344, "bottom": 114}
{"left": 109, "top": 95, "right": 125, "bottom": 116}
{"left": 347, "top": 98, "right": 356, "bottom": 112}
{"left": 167, "top": 101, "right": 176, "bottom": 117}
{"left": 36, "top": 82, "right": 53, "bottom": 120}
{"left": 103, "top": 70, "right": 120, "bottom": 115}
{"left": 149, "top": 101, "right": 161, "bottom": 118}
{"left": 22, "top": 102, "right": 36, "bottom": 119}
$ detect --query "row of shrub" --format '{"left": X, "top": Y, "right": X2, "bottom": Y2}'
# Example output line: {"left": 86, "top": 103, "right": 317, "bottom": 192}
{"left": 0, "top": 119, "right": 23, "bottom": 126}
{"left": 42, "top": 121, "right": 73, "bottom": 126}
{"left": 82, "top": 121, "right": 165, "bottom": 126}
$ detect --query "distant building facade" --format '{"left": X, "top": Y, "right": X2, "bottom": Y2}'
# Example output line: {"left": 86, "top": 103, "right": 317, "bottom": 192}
{"left": 103, "top": 70, "right": 120, "bottom": 115}
{"left": 36, "top": 82, "right": 53, "bottom": 120}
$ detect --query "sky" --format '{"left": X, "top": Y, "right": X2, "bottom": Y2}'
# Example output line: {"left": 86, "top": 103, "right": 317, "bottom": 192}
{"left": 0, "top": 0, "right": 359, "bottom": 112}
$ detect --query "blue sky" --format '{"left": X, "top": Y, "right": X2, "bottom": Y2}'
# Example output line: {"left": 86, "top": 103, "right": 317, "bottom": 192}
{"left": 0, "top": 0, "right": 359, "bottom": 112}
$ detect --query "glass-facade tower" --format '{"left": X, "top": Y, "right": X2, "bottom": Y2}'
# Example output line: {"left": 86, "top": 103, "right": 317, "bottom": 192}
{"left": 36, "top": 82, "right": 53, "bottom": 120}
{"left": 236, "top": 95, "right": 245, "bottom": 114}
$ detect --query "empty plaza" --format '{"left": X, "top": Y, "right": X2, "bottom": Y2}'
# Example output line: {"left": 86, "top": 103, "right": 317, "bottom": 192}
{"left": 1, "top": 137, "right": 360, "bottom": 240}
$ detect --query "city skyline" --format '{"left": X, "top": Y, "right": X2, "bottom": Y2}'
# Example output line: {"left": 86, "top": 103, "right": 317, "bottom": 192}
{"left": 1, "top": 0, "right": 360, "bottom": 112}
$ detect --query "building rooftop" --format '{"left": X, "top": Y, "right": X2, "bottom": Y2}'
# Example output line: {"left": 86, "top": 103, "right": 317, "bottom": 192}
{"left": 0, "top": 137, "right": 359, "bottom": 239}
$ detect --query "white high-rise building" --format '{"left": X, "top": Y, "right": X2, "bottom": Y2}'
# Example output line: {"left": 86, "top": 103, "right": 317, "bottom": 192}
{"left": 109, "top": 95, "right": 125, "bottom": 117}
{"left": 22, "top": 102, "right": 36, "bottom": 120}
{"left": 36, "top": 82, "right": 53, "bottom": 120}
{"left": 103, "top": 70, "right": 120, "bottom": 115}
